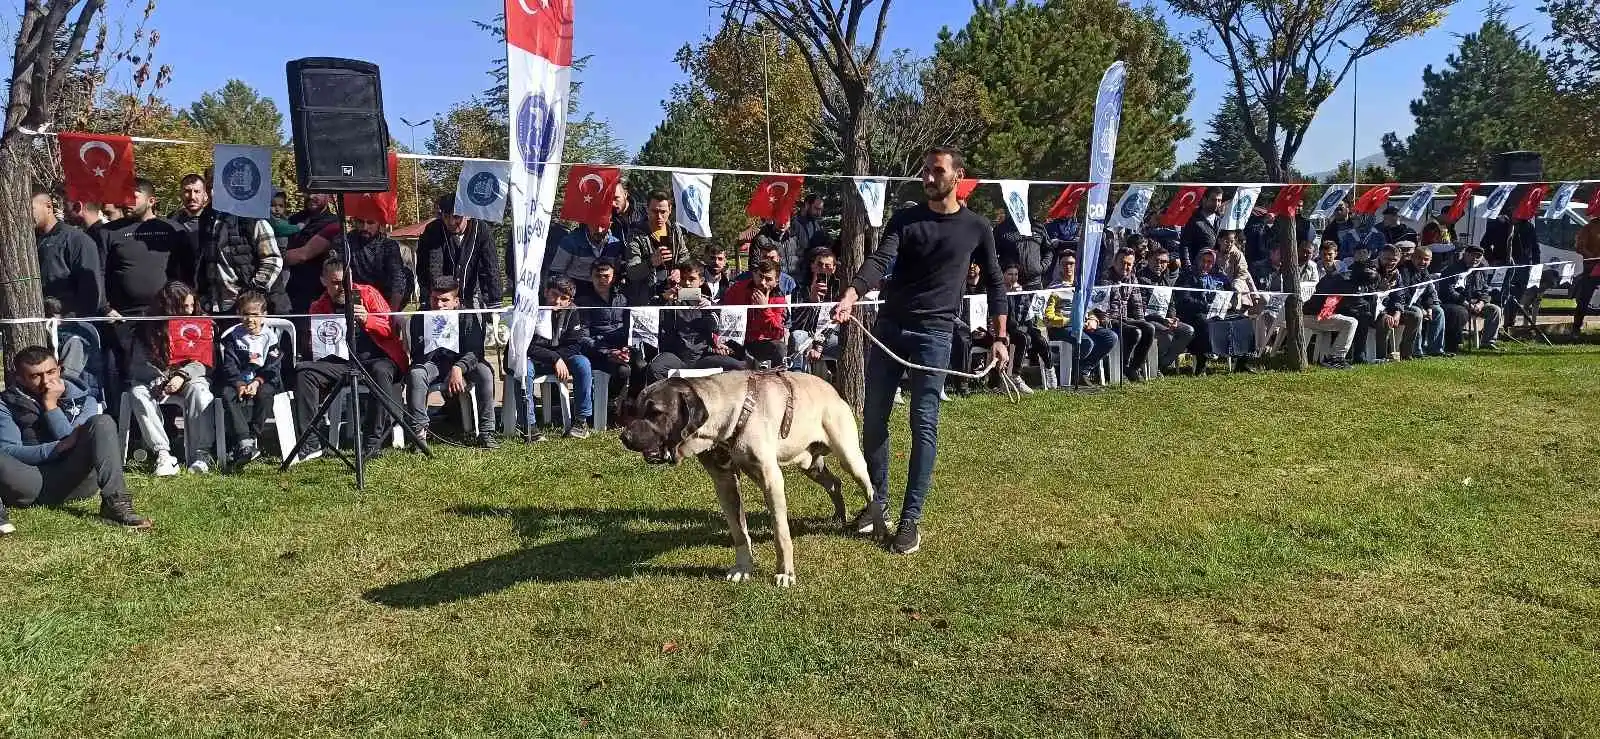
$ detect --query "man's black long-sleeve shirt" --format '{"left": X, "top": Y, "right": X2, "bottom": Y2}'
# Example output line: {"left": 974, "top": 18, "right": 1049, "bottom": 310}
{"left": 851, "top": 204, "right": 1007, "bottom": 332}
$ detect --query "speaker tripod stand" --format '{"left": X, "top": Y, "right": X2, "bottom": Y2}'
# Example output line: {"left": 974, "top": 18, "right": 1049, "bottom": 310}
{"left": 278, "top": 194, "right": 431, "bottom": 489}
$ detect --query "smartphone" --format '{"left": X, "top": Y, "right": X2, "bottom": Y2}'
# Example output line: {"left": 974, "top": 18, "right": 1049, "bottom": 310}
{"left": 677, "top": 286, "right": 704, "bottom": 304}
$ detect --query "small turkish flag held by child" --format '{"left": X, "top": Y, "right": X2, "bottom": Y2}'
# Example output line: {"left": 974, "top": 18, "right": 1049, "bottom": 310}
{"left": 1317, "top": 296, "right": 1342, "bottom": 321}
{"left": 1445, "top": 182, "right": 1480, "bottom": 223}
{"left": 955, "top": 178, "right": 980, "bottom": 202}
{"left": 1047, "top": 183, "right": 1092, "bottom": 221}
{"left": 1159, "top": 185, "right": 1206, "bottom": 227}
{"left": 59, "top": 132, "right": 136, "bottom": 206}
{"left": 559, "top": 165, "right": 623, "bottom": 231}
{"left": 1268, "top": 184, "right": 1307, "bottom": 218}
{"left": 746, "top": 174, "right": 805, "bottom": 226}
{"left": 343, "top": 150, "right": 399, "bottom": 225}
{"left": 1511, "top": 183, "right": 1550, "bottom": 221}
{"left": 167, "top": 318, "right": 215, "bottom": 368}
{"left": 1352, "top": 183, "right": 1396, "bottom": 215}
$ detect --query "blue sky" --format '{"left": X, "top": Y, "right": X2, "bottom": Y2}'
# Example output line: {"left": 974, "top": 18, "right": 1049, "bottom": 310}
{"left": 138, "top": 0, "right": 1547, "bottom": 174}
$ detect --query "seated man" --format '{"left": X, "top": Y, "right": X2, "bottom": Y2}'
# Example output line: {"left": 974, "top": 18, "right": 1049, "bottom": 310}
{"left": 645, "top": 265, "right": 747, "bottom": 384}
{"left": 1043, "top": 251, "right": 1117, "bottom": 386}
{"left": 788, "top": 247, "right": 843, "bottom": 373}
{"left": 0, "top": 347, "right": 150, "bottom": 534}
{"left": 1100, "top": 247, "right": 1156, "bottom": 382}
{"left": 723, "top": 258, "right": 790, "bottom": 367}
{"left": 1301, "top": 267, "right": 1362, "bottom": 370}
{"left": 1400, "top": 246, "right": 1448, "bottom": 358}
{"left": 577, "top": 258, "right": 632, "bottom": 422}
{"left": 295, "top": 259, "right": 408, "bottom": 458}
{"left": 217, "top": 291, "right": 284, "bottom": 471}
{"left": 1439, "top": 244, "right": 1503, "bottom": 352}
{"left": 1135, "top": 247, "right": 1195, "bottom": 375}
{"left": 407, "top": 277, "right": 496, "bottom": 449}
{"left": 1001, "top": 262, "right": 1051, "bottom": 390}
{"left": 1371, "top": 245, "right": 1412, "bottom": 362}
{"left": 524, "top": 276, "right": 596, "bottom": 439}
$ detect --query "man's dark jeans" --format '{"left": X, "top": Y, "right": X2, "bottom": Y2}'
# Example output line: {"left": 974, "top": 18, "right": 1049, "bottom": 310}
{"left": 0, "top": 415, "right": 127, "bottom": 519}
{"left": 862, "top": 316, "right": 953, "bottom": 525}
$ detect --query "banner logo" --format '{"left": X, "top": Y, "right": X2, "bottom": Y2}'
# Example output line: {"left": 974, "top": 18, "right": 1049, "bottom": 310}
{"left": 515, "top": 92, "right": 561, "bottom": 178}
{"left": 681, "top": 184, "right": 704, "bottom": 223}
{"left": 466, "top": 171, "right": 503, "bottom": 207}
{"left": 221, "top": 156, "right": 261, "bottom": 202}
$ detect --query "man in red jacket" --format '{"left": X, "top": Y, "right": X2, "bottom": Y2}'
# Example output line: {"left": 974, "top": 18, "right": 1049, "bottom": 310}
{"left": 295, "top": 258, "right": 407, "bottom": 458}
{"left": 723, "top": 258, "right": 789, "bottom": 367}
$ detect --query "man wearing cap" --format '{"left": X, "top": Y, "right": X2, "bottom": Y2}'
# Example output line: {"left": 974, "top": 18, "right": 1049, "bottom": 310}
{"left": 1379, "top": 205, "right": 1418, "bottom": 246}
{"left": 1438, "top": 244, "right": 1502, "bottom": 352}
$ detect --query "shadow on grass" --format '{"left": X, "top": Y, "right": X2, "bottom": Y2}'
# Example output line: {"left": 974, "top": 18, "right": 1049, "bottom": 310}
{"left": 363, "top": 504, "right": 737, "bottom": 608}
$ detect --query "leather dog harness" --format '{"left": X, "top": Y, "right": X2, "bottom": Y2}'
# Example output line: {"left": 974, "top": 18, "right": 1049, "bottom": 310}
{"left": 731, "top": 369, "right": 796, "bottom": 441}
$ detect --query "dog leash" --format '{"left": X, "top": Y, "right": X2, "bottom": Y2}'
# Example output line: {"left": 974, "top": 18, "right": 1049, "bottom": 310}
{"left": 838, "top": 316, "right": 1022, "bottom": 404}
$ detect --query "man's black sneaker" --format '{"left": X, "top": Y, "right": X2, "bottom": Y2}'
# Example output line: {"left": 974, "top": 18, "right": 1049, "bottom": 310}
{"left": 228, "top": 445, "right": 260, "bottom": 473}
{"left": 99, "top": 498, "right": 152, "bottom": 530}
{"left": 361, "top": 437, "right": 389, "bottom": 459}
{"left": 477, "top": 433, "right": 500, "bottom": 450}
{"left": 1480, "top": 341, "right": 1501, "bottom": 351}
{"left": 890, "top": 519, "right": 921, "bottom": 555}
{"left": 849, "top": 502, "right": 888, "bottom": 536}
{"left": 522, "top": 426, "right": 545, "bottom": 443}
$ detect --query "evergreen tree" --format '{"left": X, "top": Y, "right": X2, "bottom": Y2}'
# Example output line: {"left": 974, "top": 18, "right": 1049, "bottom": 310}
{"left": 1191, "top": 94, "right": 1269, "bottom": 182}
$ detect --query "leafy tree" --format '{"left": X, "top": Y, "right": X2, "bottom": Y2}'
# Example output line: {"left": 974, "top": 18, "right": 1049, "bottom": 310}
{"left": 677, "top": 22, "right": 822, "bottom": 176}
{"left": 933, "top": 0, "right": 1194, "bottom": 186}
{"left": 1319, "top": 159, "right": 1395, "bottom": 186}
{"left": 182, "top": 79, "right": 283, "bottom": 147}
{"left": 1192, "top": 93, "right": 1267, "bottom": 182}
{"left": 866, "top": 49, "right": 993, "bottom": 179}
{"left": 1537, "top": 0, "right": 1599, "bottom": 180}
{"left": 632, "top": 93, "right": 736, "bottom": 259}
{"left": 1380, "top": 10, "right": 1551, "bottom": 182}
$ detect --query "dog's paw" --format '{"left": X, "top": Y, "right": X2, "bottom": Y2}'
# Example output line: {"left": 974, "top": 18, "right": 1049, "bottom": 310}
{"left": 726, "top": 568, "right": 753, "bottom": 583}
{"left": 773, "top": 572, "right": 795, "bottom": 588}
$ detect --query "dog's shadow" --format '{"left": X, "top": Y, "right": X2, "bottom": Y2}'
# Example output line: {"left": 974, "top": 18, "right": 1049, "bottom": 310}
{"left": 362, "top": 504, "right": 845, "bottom": 608}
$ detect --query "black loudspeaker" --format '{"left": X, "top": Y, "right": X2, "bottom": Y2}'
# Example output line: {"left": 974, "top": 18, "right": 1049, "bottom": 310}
{"left": 1491, "top": 151, "right": 1542, "bottom": 182}
{"left": 285, "top": 57, "right": 389, "bottom": 192}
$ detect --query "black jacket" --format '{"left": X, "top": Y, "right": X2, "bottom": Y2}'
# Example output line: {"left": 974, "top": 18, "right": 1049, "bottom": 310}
{"left": 525, "top": 308, "right": 592, "bottom": 366}
{"left": 576, "top": 282, "right": 630, "bottom": 351}
{"left": 1340, "top": 260, "right": 1380, "bottom": 321}
{"left": 417, "top": 219, "right": 503, "bottom": 309}
{"left": 1439, "top": 260, "right": 1493, "bottom": 305}
{"left": 995, "top": 220, "right": 1045, "bottom": 289}
{"left": 345, "top": 231, "right": 410, "bottom": 311}
{"left": 172, "top": 206, "right": 285, "bottom": 312}
{"left": 217, "top": 323, "right": 285, "bottom": 389}
{"left": 285, "top": 209, "right": 342, "bottom": 311}
{"left": 36, "top": 222, "right": 104, "bottom": 317}
{"left": 1179, "top": 212, "right": 1219, "bottom": 265}
{"left": 408, "top": 312, "right": 487, "bottom": 372}
{"left": 1400, "top": 262, "right": 1439, "bottom": 309}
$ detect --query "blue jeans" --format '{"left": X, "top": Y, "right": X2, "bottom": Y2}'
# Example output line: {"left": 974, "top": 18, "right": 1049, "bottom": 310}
{"left": 530, "top": 353, "right": 593, "bottom": 421}
{"left": 862, "top": 318, "right": 953, "bottom": 524}
{"left": 1048, "top": 326, "right": 1117, "bottom": 376}
{"left": 1413, "top": 305, "right": 1445, "bottom": 356}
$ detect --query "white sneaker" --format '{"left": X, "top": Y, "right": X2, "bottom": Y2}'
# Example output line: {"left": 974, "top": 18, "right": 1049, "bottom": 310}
{"left": 893, "top": 389, "right": 906, "bottom": 405}
{"left": 154, "top": 452, "right": 181, "bottom": 477}
{"left": 938, "top": 389, "right": 952, "bottom": 402}
{"left": 187, "top": 459, "right": 211, "bottom": 474}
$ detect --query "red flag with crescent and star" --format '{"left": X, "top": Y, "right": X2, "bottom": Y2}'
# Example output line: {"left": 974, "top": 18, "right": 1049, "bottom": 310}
{"left": 59, "top": 132, "right": 135, "bottom": 206}
{"left": 1158, "top": 185, "right": 1206, "bottom": 227}
{"left": 1511, "top": 183, "right": 1550, "bottom": 221}
{"left": 343, "top": 150, "right": 399, "bottom": 225}
{"left": 1444, "top": 182, "right": 1479, "bottom": 223}
{"left": 955, "top": 178, "right": 980, "bottom": 202}
{"left": 167, "top": 318, "right": 215, "bottom": 368}
{"left": 559, "top": 165, "right": 622, "bottom": 231}
{"left": 1587, "top": 186, "right": 1600, "bottom": 219}
{"left": 1268, "top": 183, "right": 1307, "bottom": 218}
{"left": 1047, "top": 183, "right": 1092, "bottom": 221}
{"left": 1352, "top": 183, "right": 1397, "bottom": 215}
{"left": 746, "top": 174, "right": 805, "bottom": 225}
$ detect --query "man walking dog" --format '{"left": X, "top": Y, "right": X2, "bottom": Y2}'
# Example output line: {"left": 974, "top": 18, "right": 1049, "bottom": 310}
{"left": 832, "top": 146, "right": 1010, "bottom": 554}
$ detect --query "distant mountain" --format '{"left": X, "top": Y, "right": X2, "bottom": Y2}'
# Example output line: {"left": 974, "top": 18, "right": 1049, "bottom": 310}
{"left": 1304, "top": 153, "right": 1389, "bottom": 181}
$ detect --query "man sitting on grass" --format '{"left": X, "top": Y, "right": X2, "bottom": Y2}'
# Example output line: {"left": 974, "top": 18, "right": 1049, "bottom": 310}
{"left": 407, "top": 276, "right": 497, "bottom": 449}
{"left": 0, "top": 347, "right": 151, "bottom": 534}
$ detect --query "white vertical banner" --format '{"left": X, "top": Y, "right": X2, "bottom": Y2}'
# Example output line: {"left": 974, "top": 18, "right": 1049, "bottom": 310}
{"left": 1311, "top": 184, "right": 1352, "bottom": 219}
{"left": 454, "top": 161, "right": 511, "bottom": 222}
{"left": 1481, "top": 184, "right": 1514, "bottom": 220}
{"left": 671, "top": 172, "right": 714, "bottom": 238}
{"left": 1220, "top": 187, "right": 1260, "bottom": 231}
{"left": 1398, "top": 184, "right": 1437, "bottom": 226}
{"left": 211, "top": 144, "right": 273, "bottom": 218}
{"left": 1107, "top": 184, "right": 1154, "bottom": 231}
{"left": 505, "top": 0, "right": 573, "bottom": 379}
{"left": 998, "top": 180, "right": 1033, "bottom": 237}
{"left": 1545, "top": 183, "right": 1578, "bottom": 221}
{"left": 854, "top": 177, "right": 887, "bottom": 228}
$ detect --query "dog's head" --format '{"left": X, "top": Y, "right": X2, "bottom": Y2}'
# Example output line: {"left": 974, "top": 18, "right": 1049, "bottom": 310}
{"left": 619, "top": 378, "right": 708, "bottom": 465}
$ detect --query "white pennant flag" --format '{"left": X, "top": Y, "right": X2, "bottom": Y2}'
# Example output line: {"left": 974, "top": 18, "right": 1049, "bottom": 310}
{"left": 1311, "top": 185, "right": 1351, "bottom": 220}
{"left": 211, "top": 145, "right": 273, "bottom": 219}
{"left": 1481, "top": 184, "right": 1515, "bottom": 220}
{"left": 855, "top": 177, "right": 887, "bottom": 228}
{"left": 1398, "top": 184, "right": 1436, "bottom": 226}
{"left": 628, "top": 307, "right": 660, "bottom": 348}
{"left": 671, "top": 172, "right": 713, "bottom": 238}
{"left": 310, "top": 317, "right": 348, "bottom": 360}
{"left": 1206, "top": 290, "right": 1234, "bottom": 319}
{"left": 965, "top": 295, "right": 986, "bottom": 331}
{"left": 454, "top": 161, "right": 511, "bottom": 223}
{"left": 1107, "top": 184, "right": 1154, "bottom": 232}
{"left": 1090, "top": 286, "right": 1112, "bottom": 313}
{"left": 1146, "top": 286, "right": 1172, "bottom": 316}
{"left": 1220, "top": 187, "right": 1260, "bottom": 231}
{"left": 1545, "top": 182, "right": 1579, "bottom": 221}
{"left": 998, "top": 180, "right": 1034, "bottom": 236}
{"left": 422, "top": 311, "right": 460, "bottom": 355}
{"left": 718, "top": 307, "right": 747, "bottom": 345}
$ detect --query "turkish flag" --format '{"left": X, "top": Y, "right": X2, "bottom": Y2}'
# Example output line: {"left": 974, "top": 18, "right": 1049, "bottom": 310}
{"left": 1511, "top": 183, "right": 1550, "bottom": 221}
{"left": 1352, "top": 183, "right": 1396, "bottom": 215}
{"left": 955, "top": 178, "right": 980, "bottom": 202}
{"left": 1317, "top": 296, "right": 1342, "bottom": 321}
{"left": 1587, "top": 186, "right": 1600, "bottom": 219}
{"left": 1047, "top": 183, "right": 1092, "bottom": 221}
{"left": 167, "top": 318, "right": 215, "bottom": 368}
{"left": 746, "top": 174, "right": 805, "bottom": 226}
{"left": 1267, "top": 184, "right": 1307, "bottom": 218}
{"left": 1157, "top": 185, "right": 1206, "bottom": 227}
{"left": 59, "top": 132, "right": 135, "bottom": 206}
{"left": 343, "top": 151, "right": 399, "bottom": 225}
{"left": 505, "top": 0, "right": 574, "bottom": 65}
{"left": 1445, "top": 182, "right": 1479, "bottom": 223}
{"left": 559, "top": 165, "right": 623, "bottom": 231}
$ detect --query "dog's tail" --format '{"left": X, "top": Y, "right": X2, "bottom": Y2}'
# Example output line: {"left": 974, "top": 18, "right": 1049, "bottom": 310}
{"left": 823, "top": 400, "right": 874, "bottom": 502}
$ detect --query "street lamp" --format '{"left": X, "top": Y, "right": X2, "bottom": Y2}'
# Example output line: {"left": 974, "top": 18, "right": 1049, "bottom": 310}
{"left": 399, "top": 115, "right": 433, "bottom": 223}
{"left": 1337, "top": 40, "right": 1359, "bottom": 192}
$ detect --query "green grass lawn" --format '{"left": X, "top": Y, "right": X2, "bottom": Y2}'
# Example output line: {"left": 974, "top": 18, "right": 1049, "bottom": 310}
{"left": 4, "top": 346, "right": 1600, "bottom": 737}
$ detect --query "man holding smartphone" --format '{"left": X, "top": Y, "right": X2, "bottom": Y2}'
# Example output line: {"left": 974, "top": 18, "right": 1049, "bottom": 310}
{"left": 626, "top": 191, "right": 690, "bottom": 304}
{"left": 832, "top": 145, "right": 1009, "bottom": 555}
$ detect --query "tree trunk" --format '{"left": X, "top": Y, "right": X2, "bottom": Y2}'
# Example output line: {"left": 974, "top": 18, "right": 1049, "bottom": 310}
{"left": 0, "top": 135, "right": 47, "bottom": 357}
{"left": 1273, "top": 213, "right": 1305, "bottom": 371}
{"left": 833, "top": 105, "right": 873, "bottom": 415}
